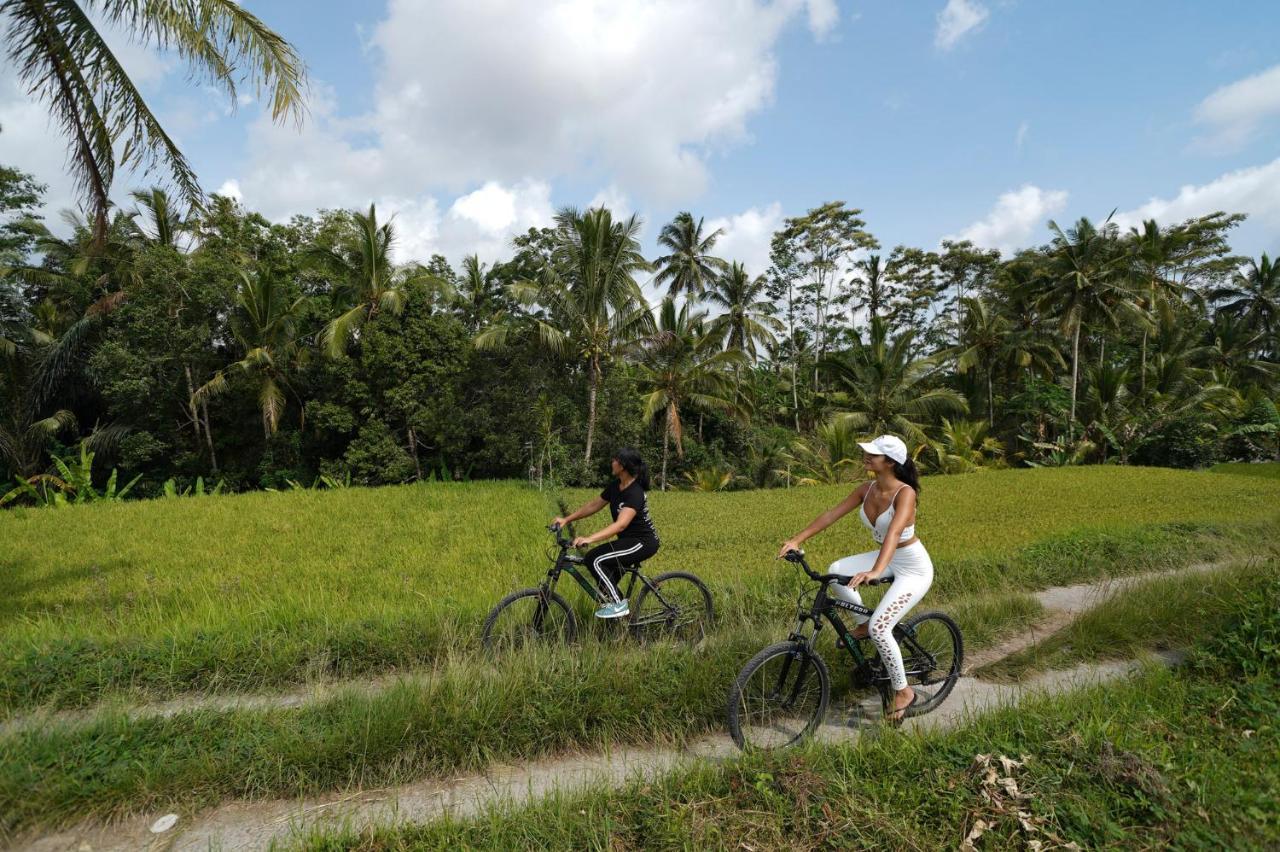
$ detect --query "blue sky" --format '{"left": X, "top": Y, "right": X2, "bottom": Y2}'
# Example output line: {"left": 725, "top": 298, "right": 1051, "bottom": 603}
{"left": 2, "top": 0, "right": 1278, "bottom": 274}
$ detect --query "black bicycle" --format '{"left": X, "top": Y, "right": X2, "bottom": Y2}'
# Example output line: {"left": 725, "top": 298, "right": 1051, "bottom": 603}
{"left": 481, "top": 524, "right": 713, "bottom": 651}
{"left": 726, "top": 549, "right": 962, "bottom": 750}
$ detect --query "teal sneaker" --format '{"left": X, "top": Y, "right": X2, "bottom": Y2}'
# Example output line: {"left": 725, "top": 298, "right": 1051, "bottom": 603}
{"left": 594, "top": 600, "right": 630, "bottom": 619}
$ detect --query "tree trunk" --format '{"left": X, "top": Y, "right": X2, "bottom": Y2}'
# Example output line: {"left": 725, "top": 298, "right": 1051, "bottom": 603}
{"left": 1069, "top": 322, "right": 1081, "bottom": 441}
{"left": 1139, "top": 328, "right": 1147, "bottom": 396}
{"left": 661, "top": 419, "right": 670, "bottom": 492}
{"left": 184, "top": 364, "right": 217, "bottom": 473}
{"left": 183, "top": 364, "right": 200, "bottom": 447}
{"left": 791, "top": 360, "right": 800, "bottom": 431}
{"left": 584, "top": 357, "right": 600, "bottom": 465}
{"left": 788, "top": 279, "right": 800, "bottom": 431}
{"left": 408, "top": 425, "right": 422, "bottom": 481}
{"left": 200, "top": 396, "right": 218, "bottom": 474}
{"left": 987, "top": 367, "right": 994, "bottom": 427}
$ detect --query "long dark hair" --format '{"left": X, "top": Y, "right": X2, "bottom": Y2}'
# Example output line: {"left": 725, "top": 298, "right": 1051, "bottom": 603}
{"left": 612, "top": 447, "right": 651, "bottom": 490}
{"left": 891, "top": 457, "right": 922, "bottom": 496}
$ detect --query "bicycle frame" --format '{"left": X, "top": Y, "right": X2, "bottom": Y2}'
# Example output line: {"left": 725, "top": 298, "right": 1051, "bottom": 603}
{"left": 541, "top": 528, "right": 673, "bottom": 613}
{"left": 773, "top": 569, "right": 940, "bottom": 701}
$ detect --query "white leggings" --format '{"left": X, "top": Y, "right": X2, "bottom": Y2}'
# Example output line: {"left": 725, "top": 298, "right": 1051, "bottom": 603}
{"left": 828, "top": 540, "right": 934, "bottom": 691}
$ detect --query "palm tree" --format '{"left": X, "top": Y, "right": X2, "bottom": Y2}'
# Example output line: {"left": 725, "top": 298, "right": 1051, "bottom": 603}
{"left": 822, "top": 316, "right": 967, "bottom": 447}
{"left": 951, "top": 297, "right": 1006, "bottom": 427}
{"left": 928, "top": 418, "right": 1005, "bottom": 473}
{"left": 1127, "top": 219, "right": 1189, "bottom": 393}
{"left": 1037, "top": 217, "right": 1144, "bottom": 439}
{"left": 457, "top": 254, "right": 503, "bottom": 332}
{"left": 477, "top": 207, "right": 653, "bottom": 464}
{"left": 652, "top": 212, "right": 727, "bottom": 301}
{"left": 775, "top": 416, "right": 865, "bottom": 486}
{"left": 633, "top": 299, "right": 744, "bottom": 489}
{"left": 2, "top": 209, "right": 141, "bottom": 309}
{"left": 194, "top": 269, "right": 305, "bottom": 440}
{"left": 128, "top": 187, "right": 187, "bottom": 250}
{"left": 1201, "top": 312, "right": 1276, "bottom": 388}
{"left": 952, "top": 296, "right": 1065, "bottom": 427}
{"left": 1210, "top": 254, "right": 1280, "bottom": 358}
{"left": 314, "top": 204, "right": 448, "bottom": 357}
{"left": 850, "top": 254, "right": 890, "bottom": 324}
{"left": 681, "top": 465, "right": 735, "bottom": 492}
{"left": 3, "top": 0, "right": 307, "bottom": 242}
{"left": 0, "top": 327, "right": 76, "bottom": 480}
{"left": 704, "top": 262, "right": 782, "bottom": 363}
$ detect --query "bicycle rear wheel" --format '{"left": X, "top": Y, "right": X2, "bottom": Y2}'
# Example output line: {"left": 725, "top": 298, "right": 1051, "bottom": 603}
{"left": 481, "top": 588, "right": 577, "bottom": 652}
{"left": 727, "top": 641, "right": 830, "bottom": 750}
{"left": 629, "top": 571, "right": 713, "bottom": 642}
{"left": 892, "top": 610, "right": 963, "bottom": 716}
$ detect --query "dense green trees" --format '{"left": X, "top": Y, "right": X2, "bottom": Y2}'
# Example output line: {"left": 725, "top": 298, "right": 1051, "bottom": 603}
{"left": 0, "top": 163, "right": 1277, "bottom": 501}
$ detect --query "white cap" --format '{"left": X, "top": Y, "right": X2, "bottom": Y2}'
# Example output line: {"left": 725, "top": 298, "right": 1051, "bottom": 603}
{"left": 857, "top": 434, "right": 908, "bottom": 465}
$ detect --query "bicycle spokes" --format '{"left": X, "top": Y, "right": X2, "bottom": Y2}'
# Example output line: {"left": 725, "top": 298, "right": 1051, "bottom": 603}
{"left": 482, "top": 589, "right": 575, "bottom": 651}
{"left": 629, "top": 573, "right": 712, "bottom": 641}
{"left": 734, "top": 645, "right": 827, "bottom": 749}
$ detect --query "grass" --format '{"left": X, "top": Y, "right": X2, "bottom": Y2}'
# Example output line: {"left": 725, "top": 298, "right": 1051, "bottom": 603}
{"left": 0, "top": 528, "right": 1274, "bottom": 835}
{"left": 977, "top": 556, "right": 1280, "bottom": 680}
{"left": 1210, "top": 460, "right": 1280, "bottom": 479}
{"left": 3, "top": 466, "right": 1278, "bottom": 711}
{"left": 291, "top": 577, "right": 1280, "bottom": 850}
{"left": 1, "top": 468, "right": 1278, "bottom": 836}
{"left": 0, "top": 591, "right": 1042, "bottom": 835}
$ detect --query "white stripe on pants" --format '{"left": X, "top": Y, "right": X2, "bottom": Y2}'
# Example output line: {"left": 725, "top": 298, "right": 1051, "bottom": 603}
{"left": 827, "top": 540, "right": 934, "bottom": 691}
{"left": 589, "top": 540, "right": 646, "bottom": 603}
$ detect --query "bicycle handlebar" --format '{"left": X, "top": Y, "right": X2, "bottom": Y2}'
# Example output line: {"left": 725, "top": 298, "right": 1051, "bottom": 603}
{"left": 547, "top": 523, "right": 578, "bottom": 549}
{"left": 782, "top": 549, "right": 891, "bottom": 586}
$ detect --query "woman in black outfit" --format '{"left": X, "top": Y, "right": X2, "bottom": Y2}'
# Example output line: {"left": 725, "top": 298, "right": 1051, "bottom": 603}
{"left": 552, "top": 448, "right": 660, "bottom": 619}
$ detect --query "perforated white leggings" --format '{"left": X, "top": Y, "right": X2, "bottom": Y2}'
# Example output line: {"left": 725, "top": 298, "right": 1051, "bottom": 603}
{"left": 827, "top": 541, "right": 934, "bottom": 691}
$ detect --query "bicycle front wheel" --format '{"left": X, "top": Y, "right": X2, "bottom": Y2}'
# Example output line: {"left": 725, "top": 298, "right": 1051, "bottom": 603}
{"left": 727, "top": 641, "right": 830, "bottom": 750}
{"left": 629, "top": 571, "right": 714, "bottom": 642}
{"left": 893, "top": 610, "right": 963, "bottom": 715}
{"left": 481, "top": 588, "right": 577, "bottom": 652}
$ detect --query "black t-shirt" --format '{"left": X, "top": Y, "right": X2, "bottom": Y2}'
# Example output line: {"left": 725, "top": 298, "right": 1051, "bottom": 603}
{"left": 600, "top": 478, "right": 659, "bottom": 541}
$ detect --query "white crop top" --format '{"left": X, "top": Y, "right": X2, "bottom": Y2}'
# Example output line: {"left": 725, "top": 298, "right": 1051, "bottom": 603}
{"left": 858, "top": 482, "right": 916, "bottom": 544}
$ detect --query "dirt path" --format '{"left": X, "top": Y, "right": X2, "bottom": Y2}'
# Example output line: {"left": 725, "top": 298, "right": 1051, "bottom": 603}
{"left": 4, "top": 561, "right": 1225, "bottom": 852}
{"left": 962, "top": 560, "right": 1221, "bottom": 672}
{"left": 11, "top": 653, "right": 1181, "bottom": 852}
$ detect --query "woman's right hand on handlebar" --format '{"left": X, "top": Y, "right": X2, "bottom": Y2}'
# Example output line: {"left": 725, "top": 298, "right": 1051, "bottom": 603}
{"left": 551, "top": 516, "right": 569, "bottom": 530}
{"left": 778, "top": 539, "right": 803, "bottom": 559}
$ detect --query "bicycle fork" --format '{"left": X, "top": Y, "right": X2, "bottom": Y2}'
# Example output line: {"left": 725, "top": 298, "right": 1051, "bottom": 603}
{"left": 770, "top": 620, "right": 822, "bottom": 707}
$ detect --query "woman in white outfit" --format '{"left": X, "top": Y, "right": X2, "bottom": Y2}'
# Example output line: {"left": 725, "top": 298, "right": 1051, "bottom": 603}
{"left": 777, "top": 434, "right": 933, "bottom": 723}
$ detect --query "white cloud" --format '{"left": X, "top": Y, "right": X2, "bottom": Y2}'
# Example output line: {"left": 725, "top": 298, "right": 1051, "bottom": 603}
{"left": 935, "top": 0, "right": 989, "bottom": 51}
{"left": 365, "top": 0, "right": 838, "bottom": 200}
{"left": 392, "top": 182, "right": 555, "bottom": 266}
{"left": 0, "top": 72, "right": 81, "bottom": 217}
{"left": 805, "top": 0, "right": 840, "bottom": 41}
{"left": 947, "top": 185, "right": 1068, "bottom": 254}
{"left": 1193, "top": 64, "right": 1280, "bottom": 152}
{"left": 449, "top": 180, "right": 552, "bottom": 235}
{"left": 587, "top": 185, "right": 632, "bottom": 220}
{"left": 706, "top": 202, "right": 784, "bottom": 279}
{"left": 214, "top": 179, "right": 242, "bottom": 201}
{"left": 1112, "top": 157, "right": 1280, "bottom": 233}
{"left": 212, "top": 0, "right": 841, "bottom": 266}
